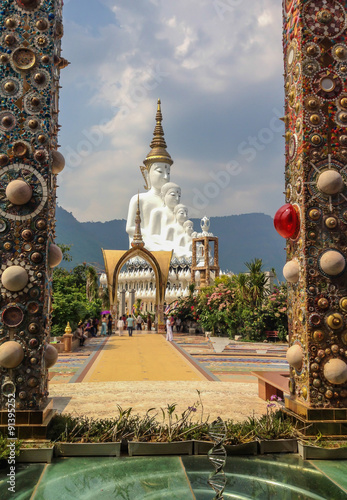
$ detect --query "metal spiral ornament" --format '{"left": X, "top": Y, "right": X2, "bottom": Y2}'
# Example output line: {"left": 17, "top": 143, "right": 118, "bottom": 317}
{"left": 207, "top": 417, "right": 227, "bottom": 499}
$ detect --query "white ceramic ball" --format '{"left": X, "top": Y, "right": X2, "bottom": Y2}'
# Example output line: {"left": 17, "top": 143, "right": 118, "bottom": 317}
{"left": 1, "top": 266, "right": 29, "bottom": 291}
{"left": 6, "top": 179, "right": 32, "bottom": 205}
{"left": 51, "top": 150, "right": 65, "bottom": 174}
{"left": 317, "top": 170, "right": 344, "bottom": 195}
{"left": 324, "top": 358, "right": 347, "bottom": 385}
{"left": 319, "top": 250, "right": 346, "bottom": 276}
{"left": 44, "top": 344, "right": 58, "bottom": 368}
{"left": 0, "top": 341, "right": 24, "bottom": 368}
{"left": 283, "top": 260, "right": 300, "bottom": 283}
{"left": 48, "top": 244, "right": 63, "bottom": 268}
{"left": 286, "top": 344, "right": 303, "bottom": 370}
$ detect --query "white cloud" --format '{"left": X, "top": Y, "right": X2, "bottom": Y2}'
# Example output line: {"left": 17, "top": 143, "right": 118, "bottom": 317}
{"left": 58, "top": 0, "right": 285, "bottom": 223}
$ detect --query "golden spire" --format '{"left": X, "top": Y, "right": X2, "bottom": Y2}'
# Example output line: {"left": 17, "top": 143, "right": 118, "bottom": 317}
{"left": 131, "top": 193, "right": 145, "bottom": 248}
{"left": 143, "top": 99, "right": 173, "bottom": 168}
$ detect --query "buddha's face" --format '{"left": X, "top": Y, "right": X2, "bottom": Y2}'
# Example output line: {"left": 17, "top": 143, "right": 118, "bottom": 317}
{"left": 149, "top": 162, "right": 170, "bottom": 190}
{"left": 176, "top": 207, "right": 188, "bottom": 224}
{"left": 164, "top": 187, "right": 181, "bottom": 210}
{"left": 184, "top": 222, "right": 194, "bottom": 235}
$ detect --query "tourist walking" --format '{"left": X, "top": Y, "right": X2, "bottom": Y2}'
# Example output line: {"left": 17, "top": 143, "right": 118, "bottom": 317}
{"left": 117, "top": 317, "right": 125, "bottom": 336}
{"left": 100, "top": 315, "right": 107, "bottom": 336}
{"left": 166, "top": 316, "right": 173, "bottom": 342}
{"left": 126, "top": 315, "right": 135, "bottom": 336}
{"left": 136, "top": 314, "right": 143, "bottom": 331}
{"left": 175, "top": 317, "right": 182, "bottom": 332}
{"left": 107, "top": 314, "right": 113, "bottom": 335}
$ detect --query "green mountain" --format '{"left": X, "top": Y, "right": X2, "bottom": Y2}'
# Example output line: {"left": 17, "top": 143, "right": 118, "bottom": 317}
{"left": 55, "top": 205, "right": 286, "bottom": 277}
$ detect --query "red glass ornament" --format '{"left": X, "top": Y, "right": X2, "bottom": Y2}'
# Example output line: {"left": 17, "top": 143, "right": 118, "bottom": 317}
{"left": 274, "top": 203, "right": 299, "bottom": 239}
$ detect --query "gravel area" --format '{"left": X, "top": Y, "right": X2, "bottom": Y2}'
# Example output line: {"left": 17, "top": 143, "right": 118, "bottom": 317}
{"left": 50, "top": 380, "right": 268, "bottom": 422}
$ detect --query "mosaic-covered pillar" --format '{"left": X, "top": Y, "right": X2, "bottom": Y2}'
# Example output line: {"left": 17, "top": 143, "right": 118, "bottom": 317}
{"left": 0, "top": 0, "right": 66, "bottom": 420}
{"left": 277, "top": 0, "right": 347, "bottom": 427}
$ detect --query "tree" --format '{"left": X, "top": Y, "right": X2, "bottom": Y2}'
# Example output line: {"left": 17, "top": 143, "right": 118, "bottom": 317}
{"left": 232, "top": 273, "right": 249, "bottom": 304}
{"left": 245, "top": 258, "right": 270, "bottom": 307}
{"left": 57, "top": 243, "right": 73, "bottom": 262}
{"left": 100, "top": 286, "right": 110, "bottom": 310}
{"left": 51, "top": 263, "right": 102, "bottom": 336}
{"left": 86, "top": 266, "right": 98, "bottom": 302}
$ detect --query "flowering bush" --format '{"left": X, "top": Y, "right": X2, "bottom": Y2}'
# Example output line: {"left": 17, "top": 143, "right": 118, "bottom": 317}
{"left": 259, "top": 285, "right": 288, "bottom": 340}
{"left": 172, "top": 260, "right": 288, "bottom": 341}
{"left": 196, "top": 282, "right": 237, "bottom": 336}
{"left": 172, "top": 295, "right": 198, "bottom": 322}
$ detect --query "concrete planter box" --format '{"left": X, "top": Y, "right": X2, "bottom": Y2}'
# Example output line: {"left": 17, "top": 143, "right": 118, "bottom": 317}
{"left": 128, "top": 441, "right": 193, "bottom": 456}
{"left": 18, "top": 447, "right": 54, "bottom": 463}
{"left": 298, "top": 441, "right": 347, "bottom": 460}
{"left": 259, "top": 439, "right": 298, "bottom": 454}
{"left": 54, "top": 442, "right": 121, "bottom": 457}
{"left": 194, "top": 440, "right": 258, "bottom": 456}
{"left": 193, "top": 440, "right": 213, "bottom": 455}
{"left": 225, "top": 441, "right": 258, "bottom": 456}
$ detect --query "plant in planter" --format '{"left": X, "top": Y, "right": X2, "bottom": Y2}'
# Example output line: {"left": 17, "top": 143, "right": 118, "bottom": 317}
{"left": 195, "top": 417, "right": 259, "bottom": 456}
{"left": 49, "top": 406, "right": 136, "bottom": 457}
{"left": 224, "top": 418, "right": 258, "bottom": 455}
{"left": 128, "top": 392, "right": 209, "bottom": 456}
{"left": 255, "top": 396, "right": 298, "bottom": 454}
{"left": 49, "top": 406, "right": 135, "bottom": 443}
{"left": 0, "top": 434, "right": 21, "bottom": 468}
{"left": 298, "top": 433, "right": 347, "bottom": 460}
{"left": 18, "top": 441, "right": 54, "bottom": 463}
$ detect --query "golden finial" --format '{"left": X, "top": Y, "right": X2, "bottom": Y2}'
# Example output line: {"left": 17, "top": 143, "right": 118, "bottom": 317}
{"left": 143, "top": 99, "right": 173, "bottom": 169}
{"left": 131, "top": 192, "right": 145, "bottom": 248}
{"left": 65, "top": 322, "right": 72, "bottom": 335}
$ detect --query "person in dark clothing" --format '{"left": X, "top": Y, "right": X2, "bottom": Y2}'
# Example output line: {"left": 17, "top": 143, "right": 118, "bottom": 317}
{"left": 92, "top": 317, "right": 99, "bottom": 337}
{"left": 85, "top": 319, "right": 92, "bottom": 338}
{"left": 147, "top": 314, "right": 152, "bottom": 332}
{"left": 77, "top": 321, "right": 85, "bottom": 346}
{"left": 107, "top": 314, "right": 113, "bottom": 335}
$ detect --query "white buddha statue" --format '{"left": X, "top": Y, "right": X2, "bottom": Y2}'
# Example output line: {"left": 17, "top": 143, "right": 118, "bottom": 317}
{"left": 126, "top": 99, "right": 173, "bottom": 246}
{"left": 125, "top": 99, "right": 197, "bottom": 259}
{"left": 126, "top": 162, "right": 171, "bottom": 245}
{"left": 183, "top": 219, "right": 194, "bottom": 237}
{"left": 146, "top": 182, "right": 181, "bottom": 250}
{"left": 179, "top": 219, "right": 193, "bottom": 250}
{"left": 174, "top": 216, "right": 194, "bottom": 258}
{"left": 166, "top": 204, "right": 188, "bottom": 242}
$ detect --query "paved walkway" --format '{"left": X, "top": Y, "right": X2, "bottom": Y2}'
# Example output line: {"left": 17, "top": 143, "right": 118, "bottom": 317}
{"left": 48, "top": 332, "right": 288, "bottom": 421}
{"left": 83, "top": 334, "right": 206, "bottom": 382}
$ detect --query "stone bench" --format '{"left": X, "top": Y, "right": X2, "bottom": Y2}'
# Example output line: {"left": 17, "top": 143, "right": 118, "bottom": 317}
{"left": 251, "top": 371, "right": 290, "bottom": 401}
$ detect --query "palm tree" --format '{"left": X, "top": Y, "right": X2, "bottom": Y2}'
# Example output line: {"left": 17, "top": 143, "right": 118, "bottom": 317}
{"left": 231, "top": 273, "right": 250, "bottom": 304}
{"left": 100, "top": 286, "right": 110, "bottom": 310}
{"left": 245, "top": 258, "right": 269, "bottom": 306}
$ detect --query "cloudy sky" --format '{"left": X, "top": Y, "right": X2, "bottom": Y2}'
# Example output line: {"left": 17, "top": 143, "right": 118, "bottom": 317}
{"left": 57, "top": 0, "right": 285, "bottom": 223}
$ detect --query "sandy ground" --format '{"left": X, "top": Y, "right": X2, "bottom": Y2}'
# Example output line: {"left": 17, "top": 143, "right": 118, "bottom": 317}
{"left": 49, "top": 380, "right": 269, "bottom": 423}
